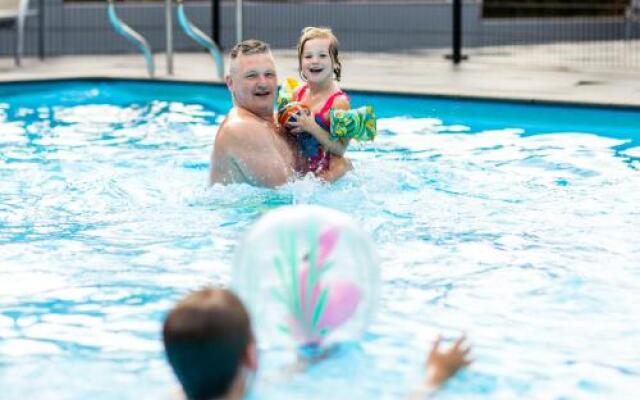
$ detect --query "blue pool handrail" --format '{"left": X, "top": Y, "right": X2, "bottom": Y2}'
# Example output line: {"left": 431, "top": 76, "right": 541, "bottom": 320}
{"left": 176, "top": 0, "right": 224, "bottom": 80}
{"left": 107, "top": 0, "right": 155, "bottom": 78}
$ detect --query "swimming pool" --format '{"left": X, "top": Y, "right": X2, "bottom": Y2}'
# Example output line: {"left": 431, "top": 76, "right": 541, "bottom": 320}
{"left": 1, "top": 79, "right": 639, "bottom": 399}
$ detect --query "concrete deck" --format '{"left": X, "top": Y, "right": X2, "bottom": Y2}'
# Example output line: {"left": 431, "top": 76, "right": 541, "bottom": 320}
{"left": 1, "top": 43, "right": 639, "bottom": 106}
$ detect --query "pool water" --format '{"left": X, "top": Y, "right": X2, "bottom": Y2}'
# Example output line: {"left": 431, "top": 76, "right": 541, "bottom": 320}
{"left": 1, "top": 79, "right": 639, "bottom": 399}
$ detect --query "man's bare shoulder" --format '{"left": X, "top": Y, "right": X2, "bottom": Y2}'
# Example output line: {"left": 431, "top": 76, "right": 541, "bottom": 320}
{"left": 230, "top": 119, "right": 264, "bottom": 134}
{"left": 220, "top": 110, "right": 268, "bottom": 137}
{"left": 215, "top": 119, "right": 252, "bottom": 150}
{"left": 219, "top": 117, "right": 276, "bottom": 153}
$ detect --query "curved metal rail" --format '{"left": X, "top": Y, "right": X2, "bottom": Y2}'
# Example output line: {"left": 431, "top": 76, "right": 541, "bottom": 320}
{"left": 107, "top": 0, "right": 155, "bottom": 78}
{"left": 176, "top": 0, "right": 224, "bottom": 80}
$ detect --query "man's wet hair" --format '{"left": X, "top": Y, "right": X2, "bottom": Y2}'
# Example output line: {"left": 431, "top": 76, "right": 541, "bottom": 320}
{"left": 229, "top": 39, "right": 271, "bottom": 60}
{"left": 163, "top": 287, "right": 252, "bottom": 400}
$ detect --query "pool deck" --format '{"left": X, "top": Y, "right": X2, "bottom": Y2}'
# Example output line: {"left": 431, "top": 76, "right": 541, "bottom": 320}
{"left": 1, "top": 44, "right": 639, "bottom": 107}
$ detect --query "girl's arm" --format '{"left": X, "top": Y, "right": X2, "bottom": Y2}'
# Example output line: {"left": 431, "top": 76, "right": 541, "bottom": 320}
{"left": 288, "top": 97, "right": 351, "bottom": 156}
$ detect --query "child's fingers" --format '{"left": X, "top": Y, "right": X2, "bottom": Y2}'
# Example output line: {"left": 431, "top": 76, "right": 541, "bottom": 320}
{"left": 453, "top": 334, "right": 467, "bottom": 350}
{"left": 430, "top": 335, "right": 442, "bottom": 353}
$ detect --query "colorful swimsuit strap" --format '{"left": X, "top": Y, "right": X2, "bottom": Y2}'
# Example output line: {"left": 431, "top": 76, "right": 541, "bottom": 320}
{"left": 316, "top": 91, "right": 349, "bottom": 128}
{"left": 295, "top": 85, "right": 348, "bottom": 127}
{"left": 318, "top": 90, "right": 348, "bottom": 117}
{"left": 294, "top": 84, "right": 308, "bottom": 102}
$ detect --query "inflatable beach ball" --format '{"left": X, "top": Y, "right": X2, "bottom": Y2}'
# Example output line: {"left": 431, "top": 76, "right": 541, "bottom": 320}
{"left": 232, "top": 205, "right": 380, "bottom": 351}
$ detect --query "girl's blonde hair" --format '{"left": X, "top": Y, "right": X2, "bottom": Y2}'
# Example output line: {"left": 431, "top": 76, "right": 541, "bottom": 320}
{"left": 297, "top": 26, "right": 342, "bottom": 82}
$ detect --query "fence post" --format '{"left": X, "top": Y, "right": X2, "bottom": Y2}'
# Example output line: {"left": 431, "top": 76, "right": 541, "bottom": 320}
{"left": 38, "top": 0, "right": 44, "bottom": 58}
{"left": 236, "top": 0, "right": 243, "bottom": 43}
{"left": 166, "top": 0, "right": 173, "bottom": 75}
{"left": 446, "top": 0, "right": 468, "bottom": 64}
{"left": 211, "top": 0, "right": 221, "bottom": 49}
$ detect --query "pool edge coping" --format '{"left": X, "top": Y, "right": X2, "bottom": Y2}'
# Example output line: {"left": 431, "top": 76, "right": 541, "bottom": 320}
{"left": 1, "top": 76, "right": 640, "bottom": 112}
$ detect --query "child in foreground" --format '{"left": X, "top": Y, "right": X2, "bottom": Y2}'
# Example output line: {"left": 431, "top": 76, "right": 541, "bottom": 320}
{"left": 163, "top": 287, "right": 472, "bottom": 400}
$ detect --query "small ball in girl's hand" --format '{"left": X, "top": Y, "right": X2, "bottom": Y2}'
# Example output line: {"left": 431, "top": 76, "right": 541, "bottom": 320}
{"left": 278, "top": 102, "right": 310, "bottom": 126}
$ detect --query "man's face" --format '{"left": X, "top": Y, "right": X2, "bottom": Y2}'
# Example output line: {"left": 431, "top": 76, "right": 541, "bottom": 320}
{"left": 227, "top": 52, "right": 277, "bottom": 118}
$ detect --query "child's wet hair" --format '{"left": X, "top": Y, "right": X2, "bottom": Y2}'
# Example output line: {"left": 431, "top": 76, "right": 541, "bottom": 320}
{"left": 163, "top": 287, "right": 252, "bottom": 400}
{"left": 297, "top": 26, "right": 342, "bottom": 82}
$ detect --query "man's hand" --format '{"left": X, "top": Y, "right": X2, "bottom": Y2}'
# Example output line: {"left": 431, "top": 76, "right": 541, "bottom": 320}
{"left": 425, "top": 334, "right": 472, "bottom": 388}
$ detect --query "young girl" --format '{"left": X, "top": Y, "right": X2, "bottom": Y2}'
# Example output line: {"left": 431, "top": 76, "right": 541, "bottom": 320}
{"left": 284, "top": 27, "right": 353, "bottom": 175}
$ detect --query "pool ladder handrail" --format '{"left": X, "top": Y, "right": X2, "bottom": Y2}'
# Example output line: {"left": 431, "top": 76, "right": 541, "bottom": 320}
{"left": 176, "top": 0, "right": 224, "bottom": 80}
{"left": 107, "top": 0, "right": 155, "bottom": 78}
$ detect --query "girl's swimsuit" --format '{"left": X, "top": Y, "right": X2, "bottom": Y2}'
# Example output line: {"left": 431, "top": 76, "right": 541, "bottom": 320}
{"left": 294, "top": 85, "right": 349, "bottom": 173}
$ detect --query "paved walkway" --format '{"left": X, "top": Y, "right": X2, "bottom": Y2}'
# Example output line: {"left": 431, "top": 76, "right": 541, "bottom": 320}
{"left": 1, "top": 43, "right": 639, "bottom": 106}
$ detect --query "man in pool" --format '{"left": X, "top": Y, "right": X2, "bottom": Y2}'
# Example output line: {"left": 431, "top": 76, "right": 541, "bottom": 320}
{"left": 209, "top": 39, "right": 352, "bottom": 187}
{"left": 163, "top": 287, "right": 473, "bottom": 400}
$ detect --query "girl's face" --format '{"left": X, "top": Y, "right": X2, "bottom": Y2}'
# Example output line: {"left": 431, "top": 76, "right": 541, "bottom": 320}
{"left": 301, "top": 38, "right": 334, "bottom": 84}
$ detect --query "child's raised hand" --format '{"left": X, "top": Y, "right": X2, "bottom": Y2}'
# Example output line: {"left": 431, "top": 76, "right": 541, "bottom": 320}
{"left": 424, "top": 334, "right": 472, "bottom": 388}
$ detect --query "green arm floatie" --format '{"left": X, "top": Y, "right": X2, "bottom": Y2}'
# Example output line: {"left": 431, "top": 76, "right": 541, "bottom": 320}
{"left": 329, "top": 105, "right": 377, "bottom": 142}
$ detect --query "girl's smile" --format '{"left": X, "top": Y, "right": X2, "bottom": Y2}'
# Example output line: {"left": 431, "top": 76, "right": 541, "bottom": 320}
{"left": 301, "top": 38, "right": 334, "bottom": 83}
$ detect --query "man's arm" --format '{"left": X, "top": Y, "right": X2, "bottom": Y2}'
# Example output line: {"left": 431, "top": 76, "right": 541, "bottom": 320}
{"left": 224, "top": 120, "right": 295, "bottom": 188}
{"left": 210, "top": 118, "right": 246, "bottom": 186}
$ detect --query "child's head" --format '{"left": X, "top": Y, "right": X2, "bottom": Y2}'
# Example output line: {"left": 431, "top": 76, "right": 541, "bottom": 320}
{"left": 297, "top": 26, "right": 342, "bottom": 82}
{"left": 163, "top": 287, "right": 256, "bottom": 400}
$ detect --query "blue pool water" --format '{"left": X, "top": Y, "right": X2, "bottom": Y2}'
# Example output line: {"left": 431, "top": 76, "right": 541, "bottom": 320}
{"left": 0, "top": 79, "right": 639, "bottom": 399}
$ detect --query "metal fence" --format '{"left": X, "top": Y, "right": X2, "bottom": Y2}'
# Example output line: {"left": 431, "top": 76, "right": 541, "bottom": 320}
{"left": 472, "top": 0, "right": 639, "bottom": 68}
{"left": 1, "top": 0, "right": 638, "bottom": 69}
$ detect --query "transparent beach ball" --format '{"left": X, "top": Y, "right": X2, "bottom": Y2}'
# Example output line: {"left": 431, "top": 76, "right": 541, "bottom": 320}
{"left": 232, "top": 205, "right": 380, "bottom": 352}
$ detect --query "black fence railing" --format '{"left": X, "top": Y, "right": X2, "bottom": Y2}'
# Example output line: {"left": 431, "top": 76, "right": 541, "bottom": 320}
{"left": 0, "top": 0, "right": 638, "bottom": 69}
{"left": 473, "top": 0, "right": 639, "bottom": 68}
{"left": 483, "top": 1, "right": 629, "bottom": 18}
